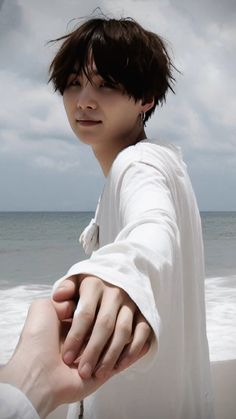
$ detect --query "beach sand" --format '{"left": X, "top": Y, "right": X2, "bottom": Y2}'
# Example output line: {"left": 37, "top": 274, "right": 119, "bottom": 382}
{"left": 47, "top": 360, "right": 236, "bottom": 419}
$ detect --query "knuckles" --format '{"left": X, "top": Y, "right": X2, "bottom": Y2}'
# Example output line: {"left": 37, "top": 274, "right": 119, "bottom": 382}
{"left": 67, "top": 331, "right": 82, "bottom": 345}
{"left": 79, "top": 275, "right": 134, "bottom": 308}
{"left": 78, "top": 308, "right": 94, "bottom": 324}
{"left": 80, "top": 275, "right": 103, "bottom": 290}
{"left": 97, "top": 313, "right": 114, "bottom": 333}
{"left": 118, "top": 323, "right": 132, "bottom": 342}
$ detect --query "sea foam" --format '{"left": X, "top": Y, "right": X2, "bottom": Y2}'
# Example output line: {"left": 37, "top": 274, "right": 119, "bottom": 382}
{"left": 205, "top": 274, "right": 236, "bottom": 362}
{"left": 0, "top": 275, "right": 236, "bottom": 365}
{"left": 0, "top": 284, "right": 51, "bottom": 364}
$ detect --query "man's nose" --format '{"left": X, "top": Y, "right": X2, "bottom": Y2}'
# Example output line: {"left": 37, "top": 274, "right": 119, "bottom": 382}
{"left": 76, "top": 85, "right": 97, "bottom": 110}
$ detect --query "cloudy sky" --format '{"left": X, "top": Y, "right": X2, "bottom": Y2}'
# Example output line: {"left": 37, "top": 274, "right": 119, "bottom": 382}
{"left": 0, "top": 0, "right": 235, "bottom": 211}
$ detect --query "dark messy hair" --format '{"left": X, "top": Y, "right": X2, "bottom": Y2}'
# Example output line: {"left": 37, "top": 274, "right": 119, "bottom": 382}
{"left": 48, "top": 16, "right": 178, "bottom": 124}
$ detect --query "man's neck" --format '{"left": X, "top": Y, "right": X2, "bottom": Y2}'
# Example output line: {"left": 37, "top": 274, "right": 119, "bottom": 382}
{"left": 93, "top": 128, "right": 147, "bottom": 177}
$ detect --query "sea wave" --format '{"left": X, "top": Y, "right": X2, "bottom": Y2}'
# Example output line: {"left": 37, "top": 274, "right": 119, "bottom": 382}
{"left": 0, "top": 284, "right": 52, "bottom": 364}
{"left": 205, "top": 274, "right": 236, "bottom": 362}
{"left": 0, "top": 275, "right": 235, "bottom": 365}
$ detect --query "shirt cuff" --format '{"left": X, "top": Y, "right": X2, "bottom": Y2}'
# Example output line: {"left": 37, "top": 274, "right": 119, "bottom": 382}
{"left": 0, "top": 383, "right": 40, "bottom": 419}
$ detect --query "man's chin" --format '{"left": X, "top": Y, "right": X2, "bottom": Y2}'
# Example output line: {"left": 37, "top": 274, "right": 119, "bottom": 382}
{"left": 74, "top": 134, "right": 102, "bottom": 146}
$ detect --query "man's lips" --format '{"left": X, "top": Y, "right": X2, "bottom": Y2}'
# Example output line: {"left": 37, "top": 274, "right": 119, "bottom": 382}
{"left": 76, "top": 119, "right": 102, "bottom": 126}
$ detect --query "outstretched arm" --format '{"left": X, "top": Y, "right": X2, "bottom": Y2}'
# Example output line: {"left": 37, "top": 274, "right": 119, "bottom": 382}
{"left": 52, "top": 158, "right": 179, "bottom": 381}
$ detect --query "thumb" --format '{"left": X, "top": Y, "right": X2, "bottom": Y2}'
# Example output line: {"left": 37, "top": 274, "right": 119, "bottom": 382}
{"left": 19, "top": 299, "right": 60, "bottom": 352}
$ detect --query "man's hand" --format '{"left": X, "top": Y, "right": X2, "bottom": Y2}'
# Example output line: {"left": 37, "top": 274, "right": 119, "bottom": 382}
{"left": 53, "top": 275, "right": 153, "bottom": 380}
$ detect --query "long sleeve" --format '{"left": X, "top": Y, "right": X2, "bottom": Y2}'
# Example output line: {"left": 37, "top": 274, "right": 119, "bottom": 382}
{"left": 54, "top": 151, "right": 182, "bottom": 367}
{"left": 0, "top": 383, "right": 40, "bottom": 419}
{"left": 55, "top": 141, "right": 215, "bottom": 419}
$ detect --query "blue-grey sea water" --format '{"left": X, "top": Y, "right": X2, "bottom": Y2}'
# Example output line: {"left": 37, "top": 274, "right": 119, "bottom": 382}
{"left": 0, "top": 211, "right": 236, "bottom": 363}
{"left": 0, "top": 211, "right": 235, "bottom": 288}
{"left": 0, "top": 212, "right": 91, "bottom": 288}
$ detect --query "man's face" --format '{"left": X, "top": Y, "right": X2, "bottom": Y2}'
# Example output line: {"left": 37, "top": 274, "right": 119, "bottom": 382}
{"left": 62, "top": 63, "right": 143, "bottom": 149}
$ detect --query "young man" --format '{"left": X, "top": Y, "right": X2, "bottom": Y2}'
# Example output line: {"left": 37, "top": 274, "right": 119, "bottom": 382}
{"left": 49, "top": 17, "right": 215, "bottom": 419}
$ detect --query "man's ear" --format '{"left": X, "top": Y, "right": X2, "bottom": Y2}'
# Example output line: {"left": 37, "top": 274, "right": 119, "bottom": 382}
{"left": 141, "top": 97, "right": 155, "bottom": 113}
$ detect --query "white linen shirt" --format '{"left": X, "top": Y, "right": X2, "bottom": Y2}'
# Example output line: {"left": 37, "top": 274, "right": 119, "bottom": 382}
{"left": 54, "top": 138, "right": 215, "bottom": 419}
{"left": 0, "top": 383, "right": 39, "bottom": 419}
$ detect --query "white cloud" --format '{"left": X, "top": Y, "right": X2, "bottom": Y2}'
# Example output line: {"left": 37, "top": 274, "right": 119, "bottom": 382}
{"left": 0, "top": 0, "right": 235, "bottom": 210}
{"left": 33, "top": 155, "right": 80, "bottom": 172}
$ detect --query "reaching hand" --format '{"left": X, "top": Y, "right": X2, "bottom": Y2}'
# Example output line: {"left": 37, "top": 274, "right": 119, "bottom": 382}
{"left": 0, "top": 299, "right": 113, "bottom": 417}
{"left": 53, "top": 275, "right": 153, "bottom": 380}
{"left": 0, "top": 298, "right": 150, "bottom": 418}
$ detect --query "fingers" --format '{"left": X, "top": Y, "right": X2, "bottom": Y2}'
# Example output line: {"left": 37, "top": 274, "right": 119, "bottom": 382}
{"left": 115, "top": 312, "right": 153, "bottom": 371}
{"left": 52, "top": 299, "right": 76, "bottom": 321}
{"left": 62, "top": 278, "right": 103, "bottom": 365}
{"left": 52, "top": 276, "right": 79, "bottom": 321}
{"left": 55, "top": 274, "right": 154, "bottom": 384}
{"left": 94, "top": 304, "right": 135, "bottom": 379}
{"left": 77, "top": 289, "right": 124, "bottom": 379}
{"left": 115, "top": 340, "right": 151, "bottom": 374}
{"left": 80, "top": 309, "right": 152, "bottom": 380}
{"left": 53, "top": 276, "right": 79, "bottom": 302}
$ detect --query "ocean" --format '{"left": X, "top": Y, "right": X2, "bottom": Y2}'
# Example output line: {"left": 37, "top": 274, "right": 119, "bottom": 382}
{"left": 0, "top": 211, "right": 236, "bottom": 364}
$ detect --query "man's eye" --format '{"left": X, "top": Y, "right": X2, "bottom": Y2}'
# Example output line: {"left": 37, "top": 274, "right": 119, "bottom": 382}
{"left": 72, "top": 80, "right": 81, "bottom": 86}
{"left": 67, "top": 78, "right": 80, "bottom": 87}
